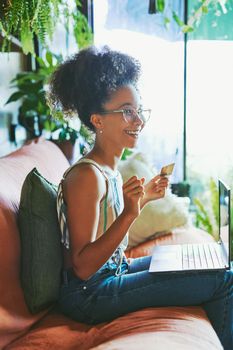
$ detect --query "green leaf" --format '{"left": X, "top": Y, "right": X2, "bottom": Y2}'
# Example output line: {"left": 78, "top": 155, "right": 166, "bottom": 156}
{"left": 16, "top": 84, "right": 42, "bottom": 97}
{"left": 182, "top": 25, "right": 194, "bottom": 33}
{"left": 193, "top": 197, "right": 213, "bottom": 234}
{"left": 45, "top": 51, "right": 53, "bottom": 66}
{"left": 5, "top": 91, "right": 25, "bottom": 104}
{"left": 36, "top": 57, "right": 47, "bottom": 68}
{"left": 20, "top": 21, "right": 34, "bottom": 55}
{"left": 172, "top": 11, "right": 184, "bottom": 27}
{"left": 121, "top": 148, "right": 133, "bottom": 161}
{"left": 73, "top": 10, "right": 93, "bottom": 49}
{"left": 157, "top": 0, "right": 165, "bottom": 12}
{"left": 69, "top": 129, "right": 78, "bottom": 145}
{"left": 11, "top": 72, "right": 44, "bottom": 84}
{"left": 58, "top": 129, "right": 68, "bottom": 141}
{"left": 164, "top": 17, "right": 170, "bottom": 26}
{"left": 209, "top": 177, "right": 219, "bottom": 225}
{"left": 75, "top": 0, "right": 82, "bottom": 8}
{"left": 202, "top": 6, "right": 209, "bottom": 14}
{"left": 44, "top": 119, "right": 58, "bottom": 132}
{"left": 79, "top": 124, "right": 94, "bottom": 145}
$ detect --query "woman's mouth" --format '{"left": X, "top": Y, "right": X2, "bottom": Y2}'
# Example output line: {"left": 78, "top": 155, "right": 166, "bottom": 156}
{"left": 124, "top": 129, "right": 141, "bottom": 138}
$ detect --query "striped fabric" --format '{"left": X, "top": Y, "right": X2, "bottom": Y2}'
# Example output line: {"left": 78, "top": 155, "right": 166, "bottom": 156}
{"left": 56, "top": 158, "right": 128, "bottom": 276}
{"left": 57, "top": 182, "right": 69, "bottom": 249}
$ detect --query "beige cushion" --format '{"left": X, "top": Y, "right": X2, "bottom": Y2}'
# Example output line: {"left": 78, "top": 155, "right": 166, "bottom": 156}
{"left": 119, "top": 153, "right": 190, "bottom": 247}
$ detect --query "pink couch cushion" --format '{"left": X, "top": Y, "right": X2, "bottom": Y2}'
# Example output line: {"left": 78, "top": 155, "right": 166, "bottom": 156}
{"left": 6, "top": 307, "right": 222, "bottom": 350}
{"left": 0, "top": 138, "right": 69, "bottom": 349}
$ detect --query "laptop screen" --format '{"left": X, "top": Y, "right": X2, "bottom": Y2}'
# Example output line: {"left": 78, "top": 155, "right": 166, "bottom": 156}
{"left": 219, "top": 179, "right": 231, "bottom": 267}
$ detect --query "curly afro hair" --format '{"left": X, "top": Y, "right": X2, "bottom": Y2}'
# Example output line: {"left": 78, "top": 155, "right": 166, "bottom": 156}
{"left": 48, "top": 46, "right": 141, "bottom": 131}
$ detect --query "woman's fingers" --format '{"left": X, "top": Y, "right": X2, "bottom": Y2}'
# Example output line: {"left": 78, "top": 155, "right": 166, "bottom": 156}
{"left": 123, "top": 175, "right": 138, "bottom": 187}
{"left": 153, "top": 183, "right": 167, "bottom": 193}
{"left": 122, "top": 176, "right": 145, "bottom": 218}
{"left": 124, "top": 183, "right": 145, "bottom": 196}
{"left": 123, "top": 175, "right": 142, "bottom": 187}
{"left": 152, "top": 175, "right": 169, "bottom": 187}
{"left": 123, "top": 176, "right": 145, "bottom": 193}
{"left": 129, "top": 187, "right": 145, "bottom": 196}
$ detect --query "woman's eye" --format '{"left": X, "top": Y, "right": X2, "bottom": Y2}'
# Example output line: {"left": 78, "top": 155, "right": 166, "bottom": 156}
{"left": 124, "top": 109, "right": 133, "bottom": 116}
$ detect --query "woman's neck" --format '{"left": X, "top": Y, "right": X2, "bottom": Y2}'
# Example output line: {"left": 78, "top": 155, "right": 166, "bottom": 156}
{"left": 87, "top": 143, "right": 123, "bottom": 171}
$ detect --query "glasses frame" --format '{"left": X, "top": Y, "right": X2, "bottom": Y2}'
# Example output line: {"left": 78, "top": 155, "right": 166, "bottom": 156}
{"left": 99, "top": 107, "right": 151, "bottom": 123}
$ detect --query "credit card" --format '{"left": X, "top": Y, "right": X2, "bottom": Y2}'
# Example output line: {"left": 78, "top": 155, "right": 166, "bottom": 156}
{"left": 160, "top": 163, "right": 175, "bottom": 176}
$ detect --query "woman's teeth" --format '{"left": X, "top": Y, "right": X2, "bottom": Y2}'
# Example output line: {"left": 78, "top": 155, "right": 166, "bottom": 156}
{"left": 125, "top": 130, "right": 139, "bottom": 136}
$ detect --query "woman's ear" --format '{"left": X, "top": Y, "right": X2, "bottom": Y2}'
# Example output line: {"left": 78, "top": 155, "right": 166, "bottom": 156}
{"left": 90, "top": 114, "right": 104, "bottom": 131}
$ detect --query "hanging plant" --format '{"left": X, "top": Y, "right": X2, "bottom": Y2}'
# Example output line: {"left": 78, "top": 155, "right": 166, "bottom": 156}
{"left": 73, "top": 5, "right": 93, "bottom": 48}
{"left": 0, "top": 0, "right": 93, "bottom": 54}
{"left": 148, "top": 0, "right": 229, "bottom": 34}
{"left": 61, "top": 0, "right": 93, "bottom": 49}
{"left": 0, "top": 0, "right": 60, "bottom": 53}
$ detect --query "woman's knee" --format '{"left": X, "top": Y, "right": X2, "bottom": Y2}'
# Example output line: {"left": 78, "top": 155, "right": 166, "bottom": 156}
{"left": 216, "top": 269, "right": 233, "bottom": 293}
{"left": 128, "top": 255, "right": 151, "bottom": 273}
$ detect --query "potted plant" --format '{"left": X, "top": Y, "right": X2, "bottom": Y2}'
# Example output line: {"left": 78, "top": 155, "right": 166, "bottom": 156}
{"left": 5, "top": 51, "right": 93, "bottom": 161}
{"left": 5, "top": 51, "right": 61, "bottom": 136}
{"left": 5, "top": 52, "right": 57, "bottom": 138}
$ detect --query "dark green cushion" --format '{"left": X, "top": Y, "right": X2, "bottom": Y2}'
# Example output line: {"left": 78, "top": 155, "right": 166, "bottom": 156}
{"left": 18, "top": 167, "right": 63, "bottom": 314}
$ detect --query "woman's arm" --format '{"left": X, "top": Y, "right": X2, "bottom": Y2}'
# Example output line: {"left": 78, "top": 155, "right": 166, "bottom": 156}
{"left": 63, "top": 164, "right": 144, "bottom": 280}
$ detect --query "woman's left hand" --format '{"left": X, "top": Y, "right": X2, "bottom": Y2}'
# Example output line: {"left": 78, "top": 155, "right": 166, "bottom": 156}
{"left": 141, "top": 175, "right": 169, "bottom": 207}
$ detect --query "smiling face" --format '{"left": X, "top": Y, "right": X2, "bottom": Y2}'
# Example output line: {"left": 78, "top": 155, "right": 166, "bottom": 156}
{"left": 94, "top": 84, "right": 144, "bottom": 150}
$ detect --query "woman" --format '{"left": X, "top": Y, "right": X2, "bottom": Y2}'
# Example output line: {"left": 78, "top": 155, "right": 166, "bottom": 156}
{"left": 49, "top": 46, "right": 233, "bottom": 350}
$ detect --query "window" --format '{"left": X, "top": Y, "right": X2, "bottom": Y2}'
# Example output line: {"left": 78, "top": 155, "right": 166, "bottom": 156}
{"left": 186, "top": 0, "right": 233, "bottom": 199}
{"left": 93, "top": 0, "right": 185, "bottom": 182}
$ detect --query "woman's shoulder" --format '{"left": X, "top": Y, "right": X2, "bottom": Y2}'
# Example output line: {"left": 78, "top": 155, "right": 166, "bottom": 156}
{"left": 62, "top": 158, "right": 106, "bottom": 197}
{"left": 65, "top": 160, "right": 105, "bottom": 184}
{"left": 77, "top": 158, "right": 108, "bottom": 176}
{"left": 61, "top": 163, "right": 106, "bottom": 205}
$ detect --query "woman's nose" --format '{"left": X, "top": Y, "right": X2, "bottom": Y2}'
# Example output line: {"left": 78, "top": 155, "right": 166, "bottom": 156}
{"left": 133, "top": 113, "right": 144, "bottom": 126}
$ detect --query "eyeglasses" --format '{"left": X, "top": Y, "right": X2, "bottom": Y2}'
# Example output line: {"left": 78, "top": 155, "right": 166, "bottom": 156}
{"left": 99, "top": 107, "right": 151, "bottom": 124}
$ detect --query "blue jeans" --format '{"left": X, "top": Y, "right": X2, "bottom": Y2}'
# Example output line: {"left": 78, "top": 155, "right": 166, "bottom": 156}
{"left": 58, "top": 256, "right": 233, "bottom": 350}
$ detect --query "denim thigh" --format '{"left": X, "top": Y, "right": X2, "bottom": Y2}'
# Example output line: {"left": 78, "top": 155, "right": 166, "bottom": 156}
{"left": 58, "top": 263, "right": 121, "bottom": 323}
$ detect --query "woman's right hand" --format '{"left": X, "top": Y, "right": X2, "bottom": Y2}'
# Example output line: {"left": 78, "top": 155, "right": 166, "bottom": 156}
{"left": 122, "top": 176, "right": 145, "bottom": 219}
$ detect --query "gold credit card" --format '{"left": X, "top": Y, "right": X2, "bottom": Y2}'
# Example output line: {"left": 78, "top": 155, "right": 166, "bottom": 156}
{"left": 160, "top": 162, "right": 175, "bottom": 176}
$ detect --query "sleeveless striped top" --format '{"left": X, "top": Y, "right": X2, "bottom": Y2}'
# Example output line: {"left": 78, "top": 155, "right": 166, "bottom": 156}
{"left": 57, "top": 158, "right": 128, "bottom": 276}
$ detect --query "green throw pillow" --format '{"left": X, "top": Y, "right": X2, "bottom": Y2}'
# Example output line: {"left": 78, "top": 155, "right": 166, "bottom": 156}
{"left": 18, "top": 167, "right": 63, "bottom": 314}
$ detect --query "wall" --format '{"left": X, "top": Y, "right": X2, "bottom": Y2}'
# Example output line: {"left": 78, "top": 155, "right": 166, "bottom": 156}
{"left": 0, "top": 52, "right": 26, "bottom": 157}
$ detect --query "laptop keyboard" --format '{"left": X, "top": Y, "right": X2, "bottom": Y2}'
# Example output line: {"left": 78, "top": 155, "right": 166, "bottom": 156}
{"left": 182, "top": 243, "right": 224, "bottom": 270}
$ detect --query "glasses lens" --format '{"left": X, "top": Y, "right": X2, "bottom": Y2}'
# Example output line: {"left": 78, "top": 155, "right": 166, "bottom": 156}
{"left": 123, "top": 108, "right": 151, "bottom": 123}
{"left": 138, "top": 109, "right": 151, "bottom": 123}
{"left": 123, "top": 108, "right": 135, "bottom": 123}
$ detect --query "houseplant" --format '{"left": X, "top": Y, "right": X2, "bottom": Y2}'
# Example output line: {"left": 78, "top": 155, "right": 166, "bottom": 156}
{"left": 193, "top": 177, "right": 233, "bottom": 260}
{"left": 6, "top": 51, "right": 63, "bottom": 137}
{"left": 5, "top": 51, "right": 61, "bottom": 139}
{"left": 5, "top": 50, "right": 93, "bottom": 159}
{"left": 0, "top": 0, "right": 93, "bottom": 54}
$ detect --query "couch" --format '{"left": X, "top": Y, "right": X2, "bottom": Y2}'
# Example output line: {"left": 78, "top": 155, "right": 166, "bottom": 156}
{"left": 0, "top": 138, "right": 223, "bottom": 350}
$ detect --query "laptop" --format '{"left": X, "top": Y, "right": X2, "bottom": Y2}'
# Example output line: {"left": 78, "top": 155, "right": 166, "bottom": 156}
{"left": 149, "top": 179, "right": 231, "bottom": 273}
